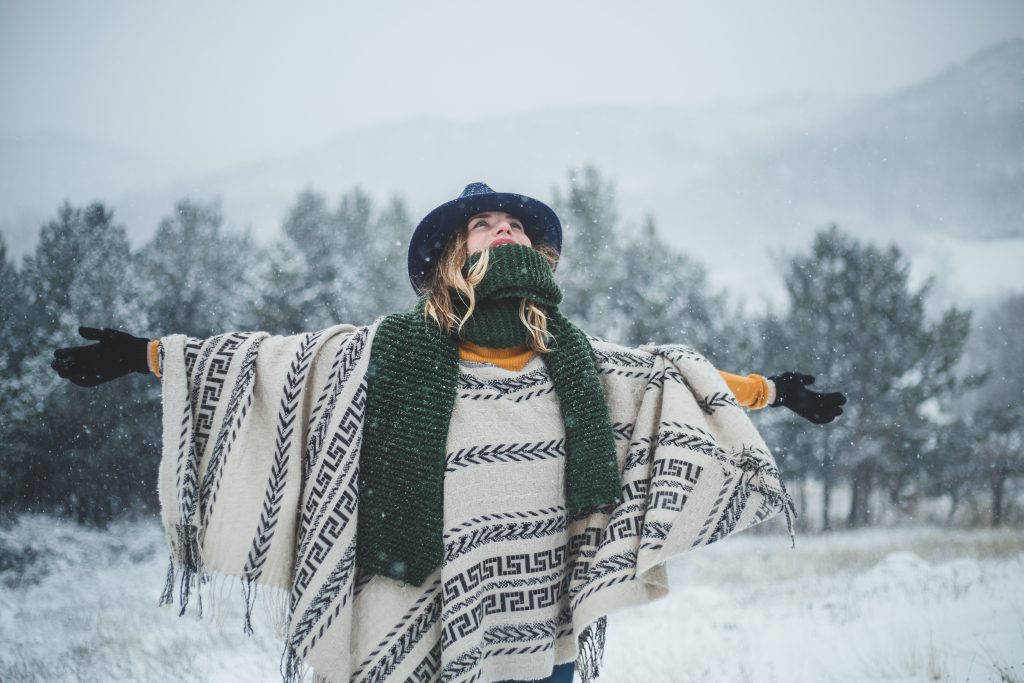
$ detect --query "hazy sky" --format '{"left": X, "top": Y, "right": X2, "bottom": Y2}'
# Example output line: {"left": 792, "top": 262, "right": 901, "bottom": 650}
{"left": 2, "top": 0, "right": 1022, "bottom": 171}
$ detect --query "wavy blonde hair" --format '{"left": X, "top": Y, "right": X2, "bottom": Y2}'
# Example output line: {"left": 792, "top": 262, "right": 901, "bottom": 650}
{"left": 421, "top": 230, "right": 561, "bottom": 353}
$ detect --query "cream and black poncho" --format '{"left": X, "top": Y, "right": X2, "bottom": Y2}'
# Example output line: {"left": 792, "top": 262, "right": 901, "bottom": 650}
{"left": 155, "top": 319, "right": 796, "bottom": 683}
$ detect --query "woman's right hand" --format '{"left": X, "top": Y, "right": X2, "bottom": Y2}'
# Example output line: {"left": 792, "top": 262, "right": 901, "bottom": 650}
{"left": 51, "top": 326, "right": 152, "bottom": 387}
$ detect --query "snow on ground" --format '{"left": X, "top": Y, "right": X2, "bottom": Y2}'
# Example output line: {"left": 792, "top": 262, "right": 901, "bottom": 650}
{"left": 1, "top": 516, "right": 1021, "bottom": 683}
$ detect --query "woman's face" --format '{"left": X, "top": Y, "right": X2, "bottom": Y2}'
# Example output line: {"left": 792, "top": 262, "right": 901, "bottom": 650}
{"left": 465, "top": 211, "right": 532, "bottom": 255}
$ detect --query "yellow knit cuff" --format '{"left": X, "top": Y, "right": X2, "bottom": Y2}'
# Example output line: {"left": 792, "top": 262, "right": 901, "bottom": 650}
{"left": 748, "top": 374, "right": 770, "bottom": 410}
{"left": 718, "top": 370, "right": 770, "bottom": 410}
{"left": 148, "top": 339, "right": 161, "bottom": 379}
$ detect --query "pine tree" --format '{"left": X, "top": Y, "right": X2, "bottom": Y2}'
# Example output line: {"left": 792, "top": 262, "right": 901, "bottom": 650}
{"left": 549, "top": 166, "right": 754, "bottom": 369}
{"left": 10, "top": 202, "right": 155, "bottom": 522}
{"left": 136, "top": 197, "right": 261, "bottom": 337}
{"left": 550, "top": 165, "right": 624, "bottom": 335}
{"left": 957, "top": 292, "right": 1024, "bottom": 525}
{"left": 250, "top": 187, "right": 414, "bottom": 333}
{"left": 764, "top": 224, "right": 971, "bottom": 529}
{"left": 0, "top": 233, "right": 29, "bottom": 484}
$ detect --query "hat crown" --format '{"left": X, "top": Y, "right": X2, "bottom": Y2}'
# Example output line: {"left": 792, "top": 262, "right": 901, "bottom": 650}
{"left": 460, "top": 182, "right": 495, "bottom": 198}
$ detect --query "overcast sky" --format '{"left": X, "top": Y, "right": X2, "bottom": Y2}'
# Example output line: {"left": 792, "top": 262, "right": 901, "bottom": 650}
{"left": 2, "top": 0, "right": 1022, "bottom": 172}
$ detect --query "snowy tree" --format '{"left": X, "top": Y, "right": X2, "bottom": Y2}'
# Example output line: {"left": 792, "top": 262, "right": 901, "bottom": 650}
{"left": 763, "top": 224, "right": 971, "bottom": 529}
{"left": 548, "top": 166, "right": 754, "bottom": 366}
{"left": 956, "top": 292, "right": 1024, "bottom": 525}
{"left": 550, "top": 165, "right": 624, "bottom": 336}
{"left": 136, "top": 197, "right": 262, "bottom": 337}
{"left": 0, "top": 233, "right": 28, "bottom": 467}
{"left": 6, "top": 202, "right": 154, "bottom": 522}
{"left": 250, "top": 187, "right": 413, "bottom": 333}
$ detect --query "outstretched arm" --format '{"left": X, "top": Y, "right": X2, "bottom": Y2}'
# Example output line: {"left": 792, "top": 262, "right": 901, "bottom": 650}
{"left": 718, "top": 369, "right": 845, "bottom": 424}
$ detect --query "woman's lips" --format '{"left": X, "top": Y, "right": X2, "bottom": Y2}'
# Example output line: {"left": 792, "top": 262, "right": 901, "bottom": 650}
{"left": 490, "top": 238, "right": 516, "bottom": 247}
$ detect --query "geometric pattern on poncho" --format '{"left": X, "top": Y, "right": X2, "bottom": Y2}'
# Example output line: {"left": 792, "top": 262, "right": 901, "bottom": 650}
{"left": 156, "top": 320, "right": 796, "bottom": 683}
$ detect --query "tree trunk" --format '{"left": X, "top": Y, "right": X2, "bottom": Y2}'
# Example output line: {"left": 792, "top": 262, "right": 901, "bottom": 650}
{"left": 945, "top": 492, "right": 960, "bottom": 527}
{"left": 846, "top": 460, "right": 874, "bottom": 528}
{"left": 799, "top": 477, "right": 808, "bottom": 529}
{"left": 991, "top": 469, "right": 1006, "bottom": 527}
{"left": 821, "top": 434, "right": 833, "bottom": 532}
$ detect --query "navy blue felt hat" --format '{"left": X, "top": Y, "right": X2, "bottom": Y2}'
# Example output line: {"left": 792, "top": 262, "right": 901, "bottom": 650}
{"left": 407, "top": 182, "right": 563, "bottom": 292}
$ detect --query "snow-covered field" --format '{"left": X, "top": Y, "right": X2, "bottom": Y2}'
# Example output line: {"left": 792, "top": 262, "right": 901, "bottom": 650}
{"left": 1, "top": 516, "right": 1021, "bottom": 683}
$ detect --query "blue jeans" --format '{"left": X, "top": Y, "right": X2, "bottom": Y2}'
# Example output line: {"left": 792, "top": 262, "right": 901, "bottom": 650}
{"left": 495, "top": 661, "right": 575, "bottom": 683}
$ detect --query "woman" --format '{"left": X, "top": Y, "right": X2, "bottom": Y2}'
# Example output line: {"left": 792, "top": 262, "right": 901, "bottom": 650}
{"left": 52, "top": 182, "right": 844, "bottom": 683}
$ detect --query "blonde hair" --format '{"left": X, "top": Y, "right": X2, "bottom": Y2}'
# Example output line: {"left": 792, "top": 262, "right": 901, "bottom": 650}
{"left": 421, "top": 230, "right": 561, "bottom": 353}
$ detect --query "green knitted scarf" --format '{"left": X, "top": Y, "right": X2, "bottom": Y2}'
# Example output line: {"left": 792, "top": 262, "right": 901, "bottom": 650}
{"left": 357, "top": 243, "right": 623, "bottom": 586}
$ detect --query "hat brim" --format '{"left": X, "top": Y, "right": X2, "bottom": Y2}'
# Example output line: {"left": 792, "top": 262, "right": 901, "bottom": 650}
{"left": 407, "top": 191, "right": 562, "bottom": 292}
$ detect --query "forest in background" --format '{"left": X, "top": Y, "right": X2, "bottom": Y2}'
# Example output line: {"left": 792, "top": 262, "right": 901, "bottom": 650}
{"left": 1, "top": 165, "right": 1021, "bottom": 531}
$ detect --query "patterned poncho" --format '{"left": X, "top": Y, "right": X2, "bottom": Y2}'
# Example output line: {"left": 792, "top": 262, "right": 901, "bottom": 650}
{"left": 155, "top": 318, "right": 796, "bottom": 683}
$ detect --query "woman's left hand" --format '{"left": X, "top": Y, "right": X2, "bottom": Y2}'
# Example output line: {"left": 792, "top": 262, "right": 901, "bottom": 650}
{"left": 767, "top": 372, "right": 846, "bottom": 424}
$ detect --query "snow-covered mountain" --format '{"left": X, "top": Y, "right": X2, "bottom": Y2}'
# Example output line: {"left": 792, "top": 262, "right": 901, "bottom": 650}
{"left": 2, "top": 39, "right": 1021, "bottom": 309}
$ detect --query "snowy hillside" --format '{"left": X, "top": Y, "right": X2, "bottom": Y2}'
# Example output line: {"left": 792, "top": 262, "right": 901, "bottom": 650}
{"left": 2, "top": 515, "right": 1021, "bottom": 682}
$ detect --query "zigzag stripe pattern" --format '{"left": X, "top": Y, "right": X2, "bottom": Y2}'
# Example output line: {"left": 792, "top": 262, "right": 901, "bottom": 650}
{"left": 183, "top": 335, "right": 221, "bottom": 482}
{"left": 444, "top": 515, "right": 566, "bottom": 564}
{"left": 199, "top": 334, "right": 266, "bottom": 527}
{"left": 296, "top": 382, "right": 364, "bottom": 557}
{"left": 644, "top": 343, "right": 708, "bottom": 366}
{"left": 443, "top": 616, "right": 568, "bottom": 680}
{"left": 190, "top": 333, "right": 248, "bottom": 463}
{"left": 457, "top": 368, "right": 550, "bottom": 393}
{"left": 568, "top": 551, "right": 638, "bottom": 608}
{"left": 589, "top": 344, "right": 655, "bottom": 369}
{"left": 155, "top": 327, "right": 798, "bottom": 682}
{"left": 174, "top": 401, "right": 196, "bottom": 528}
{"left": 353, "top": 578, "right": 443, "bottom": 682}
{"left": 291, "top": 539, "right": 358, "bottom": 656}
{"left": 706, "top": 478, "right": 750, "bottom": 545}
{"left": 655, "top": 426, "right": 728, "bottom": 460}
{"left": 303, "top": 326, "right": 369, "bottom": 482}
{"left": 179, "top": 334, "right": 232, "bottom": 533}
{"left": 181, "top": 336, "right": 202, "bottom": 378}
{"left": 611, "top": 421, "right": 634, "bottom": 442}
{"left": 442, "top": 607, "right": 562, "bottom": 680}
{"left": 243, "top": 331, "right": 323, "bottom": 582}
{"left": 697, "top": 391, "right": 739, "bottom": 415}
{"left": 458, "top": 385, "right": 556, "bottom": 402}
{"left": 596, "top": 365, "right": 654, "bottom": 382}
{"left": 292, "top": 412, "right": 362, "bottom": 606}
{"left": 441, "top": 565, "right": 567, "bottom": 643}
{"left": 643, "top": 364, "right": 696, "bottom": 395}
{"left": 445, "top": 507, "right": 566, "bottom": 536}
{"left": 643, "top": 520, "right": 672, "bottom": 541}
{"left": 691, "top": 471, "right": 738, "bottom": 549}
{"left": 445, "top": 440, "right": 565, "bottom": 471}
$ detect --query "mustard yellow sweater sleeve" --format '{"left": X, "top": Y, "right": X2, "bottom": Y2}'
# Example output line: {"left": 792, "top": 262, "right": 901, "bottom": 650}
{"left": 718, "top": 370, "right": 772, "bottom": 410}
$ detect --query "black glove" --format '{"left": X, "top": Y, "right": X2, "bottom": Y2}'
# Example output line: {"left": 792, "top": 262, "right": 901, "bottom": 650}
{"left": 768, "top": 372, "right": 846, "bottom": 424}
{"left": 51, "top": 326, "right": 151, "bottom": 387}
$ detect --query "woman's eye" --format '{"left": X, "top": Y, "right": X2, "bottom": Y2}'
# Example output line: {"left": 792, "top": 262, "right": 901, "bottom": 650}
{"left": 511, "top": 224, "right": 523, "bottom": 231}
{"left": 473, "top": 222, "right": 488, "bottom": 229}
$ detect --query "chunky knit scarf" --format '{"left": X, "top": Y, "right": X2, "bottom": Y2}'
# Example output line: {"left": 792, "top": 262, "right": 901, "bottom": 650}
{"left": 357, "top": 243, "right": 623, "bottom": 586}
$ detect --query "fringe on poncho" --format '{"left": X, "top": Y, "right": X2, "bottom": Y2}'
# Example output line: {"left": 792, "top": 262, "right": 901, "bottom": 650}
{"left": 155, "top": 318, "right": 796, "bottom": 683}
